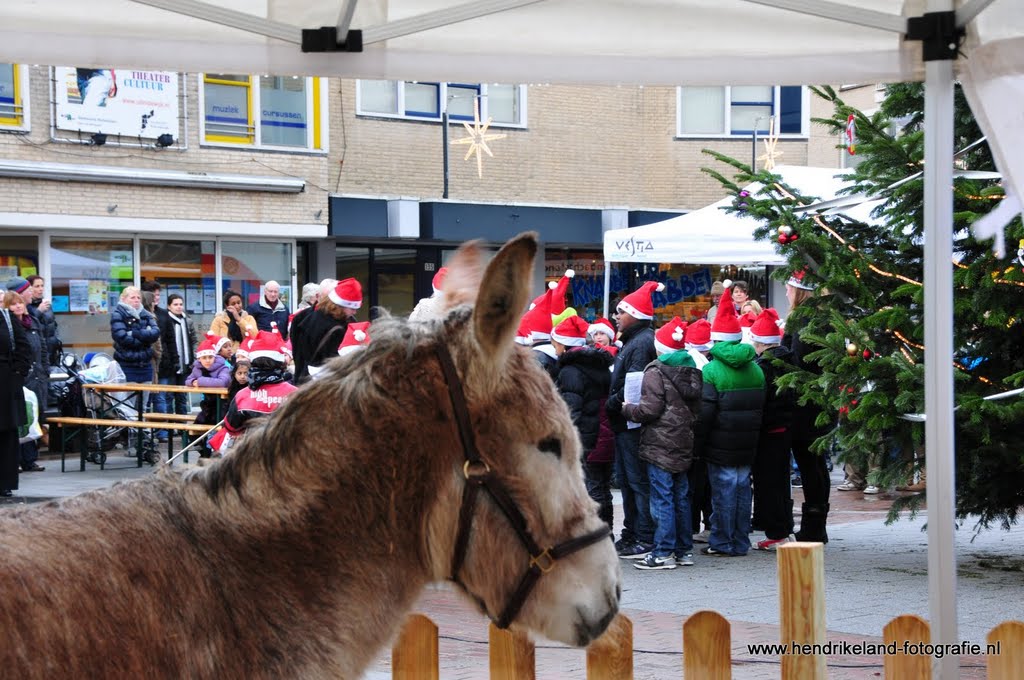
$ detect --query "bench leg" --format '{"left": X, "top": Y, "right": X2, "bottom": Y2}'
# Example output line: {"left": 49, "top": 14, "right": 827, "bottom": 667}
{"left": 78, "top": 427, "right": 86, "bottom": 472}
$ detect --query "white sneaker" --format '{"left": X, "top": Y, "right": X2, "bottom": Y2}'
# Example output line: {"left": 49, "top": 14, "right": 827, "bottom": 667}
{"left": 863, "top": 485, "right": 881, "bottom": 494}
{"left": 693, "top": 530, "right": 710, "bottom": 544}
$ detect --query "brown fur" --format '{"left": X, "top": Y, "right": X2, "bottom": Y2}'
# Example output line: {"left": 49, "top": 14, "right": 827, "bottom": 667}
{"left": 0, "top": 233, "right": 620, "bottom": 679}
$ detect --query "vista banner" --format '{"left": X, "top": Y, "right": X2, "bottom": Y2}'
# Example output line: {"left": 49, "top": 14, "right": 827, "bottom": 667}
{"left": 54, "top": 67, "right": 179, "bottom": 139}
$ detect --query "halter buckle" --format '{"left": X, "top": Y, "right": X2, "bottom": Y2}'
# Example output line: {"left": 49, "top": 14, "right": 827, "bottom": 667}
{"left": 529, "top": 548, "right": 556, "bottom": 573}
{"left": 463, "top": 459, "right": 491, "bottom": 481}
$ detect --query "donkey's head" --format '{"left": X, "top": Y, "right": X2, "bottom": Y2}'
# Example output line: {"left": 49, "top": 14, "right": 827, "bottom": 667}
{"left": 429, "top": 232, "right": 621, "bottom": 646}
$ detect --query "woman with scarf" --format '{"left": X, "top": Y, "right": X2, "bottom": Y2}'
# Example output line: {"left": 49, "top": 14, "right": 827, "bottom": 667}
{"left": 0, "top": 292, "right": 30, "bottom": 497}
{"left": 209, "top": 289, "right": 259, "bottom": 358}
{"left": 157, "top": 293, "right": 197, "bottom": 416}
{"left": 3, "top": 290, "right": 46, "bottom": 473}
{"left": 110, "top": 286, "right": 161, "bottom": 385}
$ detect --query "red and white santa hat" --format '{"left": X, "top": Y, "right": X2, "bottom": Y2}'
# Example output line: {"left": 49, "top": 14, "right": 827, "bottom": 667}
{"left": 338, "top": 321, "right": 371, "bottom": 356}
{"left": 551, "top": 315, "right": 589, "bottom": 347}
{"left": 655, "top": 316, "right": 688, "bottom": 355}
{"left": 431, "top": 267, "right": 448, "bottom": 295}
{"left": 588, "top": 316, "right": 616, "bottom": 343}
{"left": 786, "top": 269, "right": 816, "bottom": 291}
{"left": 519, "top": 288, "right": 554, "bottom": 341}
{"left": 514, "top": 319, "right": 533, "bottom": 346}
{"left": 710, "top": 284, "right": 743, "bottom": 342}
{"left": 749, "top": 308, "right": 784, "bottom": 344}
{"left": 235, "top": 334, "right": 255, "bottom": 362}
{"left": 616, "top": 281, "right": 666, "bottom": 320}
{"left": 247, "top": 330, "right": 287, "bottom": 363}
{"left": 739, "top": 311, "right": 757, "bottom": 328}
{"left": 548, "top": 269, "right": 575, "bottom": 316}
{"left": 195, "top": 334, "right": 220, "bottom": 358}
{"left": 329, "top": 278, "right": 363, "bottom": 309}
{"left": 684, "top": 318, "right": 713, "bottom": 351}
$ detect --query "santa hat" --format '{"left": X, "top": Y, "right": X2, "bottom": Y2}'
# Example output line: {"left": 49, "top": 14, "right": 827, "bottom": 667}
{"left": 749, "top": 308, "right": 784, "bottom": 344}
{"left": 684, "top": 318, "right": 713, "bottom": 351}
{"left": 338, "top": 321, "right": 371, "bottom": 356}
{"left": 247, "top": 330, "right": 287, "bottom": 363}
{"left": 739, "top": 311, "right": 757, "bottom": 328}
{"left": 329, "top": 278, "right": 363, "bottom": 309}
{"left": 654, "top": 317, "right": 688, "bottom": 355}
{"left": 588, "top": 317, "right": 616, "bottom": 342}
{"left": 195, "top": 334, "right": 220, "bottom": 358}
{"left": 551, "top": 315, "right": 589, "bottom": 347}
{"left": 431, "top": 267, "right": 448, "bottom": 295}
{"left": 520, "top": 289, "right": 554, "bottom": 341}
{"left": 616, "top": 281, "right": 666, "bottom": 320}
{"left": 710, "top": 283, "right": 743, "bottom": 342}
{"left": 548, "top": 269, "right": 575, "bottom": 316}
{"left": 786, "top": 269, "right": 816, "bottom": 291}
{"left": 514, "top": 319, "right": 533, "bottom": 346}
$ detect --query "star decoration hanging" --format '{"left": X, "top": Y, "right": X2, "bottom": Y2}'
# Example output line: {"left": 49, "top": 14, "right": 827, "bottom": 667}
{"left": 450, "top": 98, "right": 506, "bottom": 178}
{"left": 757, "top": 116, "right": 783, "bottom": 171}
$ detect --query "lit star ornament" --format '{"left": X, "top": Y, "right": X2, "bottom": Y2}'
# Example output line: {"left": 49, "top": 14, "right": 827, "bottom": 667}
{"left": 757, "top": 116, "right": 783, "bottom": 171}
{"left": 450, "top": 99, "right": 506, "bottom": 178}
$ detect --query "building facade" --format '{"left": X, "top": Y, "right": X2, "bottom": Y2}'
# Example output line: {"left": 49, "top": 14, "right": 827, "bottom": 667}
{"left": 0, "top": 62, "right": 879, "bottom": 353}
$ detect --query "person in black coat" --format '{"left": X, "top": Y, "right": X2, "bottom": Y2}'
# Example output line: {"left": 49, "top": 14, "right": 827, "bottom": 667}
{"left": 551, "top": 316, "right": 615, "bottom": 532}
{"left": 25, "top": 275, "right": 61, "bottom": 364}
{"left": 0, "top": 300, "right": 31, "bottom": 497}
{"left": 291, "top": 279, "right": 361, "bottom": 383}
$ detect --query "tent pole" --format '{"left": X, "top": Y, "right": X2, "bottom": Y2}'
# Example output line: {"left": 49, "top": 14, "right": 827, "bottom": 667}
{"left": 922, "top": 4, "right": 958, "bottom": 677}
{"left": 603, "top": 262, "right": 611, "bottom": 319}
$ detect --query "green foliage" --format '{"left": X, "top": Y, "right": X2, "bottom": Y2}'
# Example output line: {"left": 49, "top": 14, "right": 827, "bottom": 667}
{"left": 703, "top": 84, "right": 1024, "bottom": 530}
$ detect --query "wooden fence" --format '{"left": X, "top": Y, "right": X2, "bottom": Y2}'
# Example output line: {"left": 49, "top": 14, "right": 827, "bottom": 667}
{"left": 390, "top": 543, "right": 1024, "bottom": 679}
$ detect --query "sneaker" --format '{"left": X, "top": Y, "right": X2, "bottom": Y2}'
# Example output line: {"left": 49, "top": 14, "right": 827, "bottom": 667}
{"left": 617, "top": 542, "right": 653, "bottom": 560}
{"left": 634, "top": 553, "right": 677, "bottom": 570}
{"left": 791, "top": 474, "right": 803, "bottom": 488}
{"left": 863, "top": 485, "right": 881, "bottom": 494}
{"left": 693, "top": 530, "right": 710, "bottom": 544}
{"left": 700, "top": 546, "right": 733, "bottom": 556}
{"left": 755, "top": 537, "right": 791, "bottom": 551}
{"left": 837, "top": 480, "right": 865, "bottom": 491}
{"left": 677, "top": 552, "right": 694, "bottom": 566}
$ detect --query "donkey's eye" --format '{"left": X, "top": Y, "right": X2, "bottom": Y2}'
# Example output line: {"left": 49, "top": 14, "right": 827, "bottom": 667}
{"left": 538, "top": 437, "right": 562, "bottom": 459}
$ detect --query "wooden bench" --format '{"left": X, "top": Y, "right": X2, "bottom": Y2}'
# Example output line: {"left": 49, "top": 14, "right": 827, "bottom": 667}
{"left": 141, "top": 413, "right": 199, "bottom": 423}
{"left": 47, "top": 416, "right": 220, "bottom": 472}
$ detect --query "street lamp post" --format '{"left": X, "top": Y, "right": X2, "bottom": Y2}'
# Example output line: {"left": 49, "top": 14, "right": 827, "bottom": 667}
{"left": 752, "top": 115, "right": 766, "bottom": 173}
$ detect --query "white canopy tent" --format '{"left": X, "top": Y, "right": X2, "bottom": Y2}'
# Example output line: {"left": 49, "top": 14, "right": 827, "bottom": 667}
{"left": 3, "top": 1, "right": 1023, "bottom": 676}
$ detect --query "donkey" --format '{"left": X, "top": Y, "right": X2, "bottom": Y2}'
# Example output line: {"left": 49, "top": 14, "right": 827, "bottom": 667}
{"left": 0, "top": 232, "right": 621, "bottom": 679}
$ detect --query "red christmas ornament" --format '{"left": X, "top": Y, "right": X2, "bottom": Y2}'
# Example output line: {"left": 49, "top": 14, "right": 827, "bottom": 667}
{"left": 862, "top": 349, "right": 873, "bottom": 360}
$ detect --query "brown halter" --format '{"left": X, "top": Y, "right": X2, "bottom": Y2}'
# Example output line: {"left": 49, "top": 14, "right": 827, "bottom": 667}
{"left": 436, "top": 344, "right": 611, "bottom": 629}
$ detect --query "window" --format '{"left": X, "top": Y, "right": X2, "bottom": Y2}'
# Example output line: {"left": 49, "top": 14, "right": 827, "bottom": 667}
{"left": 140, "top": 239, "right": 217, "bottom": 333}
{"left": 357, "top": 81, "right": 527, "bottom": 127}
{"left": 0, "top": 64, "right": 30, "bottom": 130}
{"left": 201, "top": 74, "right": 326, "bottom": 151}
{"left": 677, "top": 86, "right": 805, "bottom": 137}
{"left": 221, "top": 241, "right": 293, "bottom": 312}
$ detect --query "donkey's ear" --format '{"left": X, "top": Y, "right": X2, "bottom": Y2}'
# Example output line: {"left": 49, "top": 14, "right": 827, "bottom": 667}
{"left": 441, "top": 239, "right": 485, "bottom": 311}
{"left": 473, "top": 232, "right": 537, "bottom": 359}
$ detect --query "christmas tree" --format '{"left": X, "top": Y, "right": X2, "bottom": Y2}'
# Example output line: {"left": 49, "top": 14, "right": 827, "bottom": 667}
{"left": 703, "top": 84, "right": 1024, "bottom": 529}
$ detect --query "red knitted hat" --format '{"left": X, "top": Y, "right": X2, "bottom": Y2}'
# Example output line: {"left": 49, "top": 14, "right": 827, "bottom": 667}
{"left": 685, "top": 319, "right": 713, "bottom": 351}
{"left": 749, "top": 308, "right": 784, "bottom": 344}
{"left": 654, "top": 316, "right": 688, "bottom": 355}
{"left": 616, "top": 281, "right": 665, "bottom": 320}
{"left": 551, "top": 315, "right": 589, "bottom": 347}
{"left": 710, "top": 285, "right": 743, "bottom": 342}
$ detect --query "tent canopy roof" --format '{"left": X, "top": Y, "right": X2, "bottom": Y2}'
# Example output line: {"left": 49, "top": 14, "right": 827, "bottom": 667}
{"left": 603, "top": 166, "right": 856, "bottom": 265}
{"left": 0, "top": 0, "right": 1019, "bottom": 86}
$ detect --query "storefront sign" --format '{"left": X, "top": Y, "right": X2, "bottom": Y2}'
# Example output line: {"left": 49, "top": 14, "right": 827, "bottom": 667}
{"left": 54, "top": 67, "right": 179, "bottom": 138}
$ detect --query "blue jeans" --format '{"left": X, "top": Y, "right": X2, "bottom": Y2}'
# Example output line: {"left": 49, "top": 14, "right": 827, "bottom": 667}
{"left": 614, "top": 429, "right": 653, "bottom": 545}
{"left": 155, "top": 375, "right": 191, "bottom": 415}
{"left": 648, "top": 464, "right": 693, "bottom": 558}
{"left": 708, "top": 463, "right": 753, "bottom": 556}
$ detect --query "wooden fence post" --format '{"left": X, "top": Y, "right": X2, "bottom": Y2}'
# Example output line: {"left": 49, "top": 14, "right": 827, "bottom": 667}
{"left": 392, "top": 613, "right": 439, "bottom": 680}
{"left": 777, "top": 542, "right": 827, "bottom": 680}
{"left": 883, "top": 614, "right": 930, "bottom": 679}
{"left": 683, "top": 610, "right": 731, "bottom": 679}
{"left": 987, "top": 620, "right": 1024, "bottom": 680}
{"left": 489, "top": 622, "right": 535, "bottom": 680}
{"left": 586, "top": 613, "right": 633, "bottom": 679}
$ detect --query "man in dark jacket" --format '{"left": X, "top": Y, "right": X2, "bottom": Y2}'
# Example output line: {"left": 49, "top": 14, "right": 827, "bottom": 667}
{"left": 605, "top": 281, "right": 663, "bottom": 558}
{"left": 622, "top": 317, "right": 703, "bottom": 570}
{"left": 247, "top": 280, "right": 290, "bottom": 340}
{"left": 698, "top": 287, "right": 765, "bottom": 557}
{"left": 749, "top": 309, "right": 797, "bottom": 551}
{"left": 25, "top": 276, "right": 61, "bottom": 365}
{"left": 551, "top": 316, "right": 615, "bottom": 533}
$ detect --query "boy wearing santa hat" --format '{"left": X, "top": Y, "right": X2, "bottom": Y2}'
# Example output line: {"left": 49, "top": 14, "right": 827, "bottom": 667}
{"left": 606, "top": 280, "right": 664, "bottom": 559}
{"left": 697, "top": 283, "right": 765, "bottom": 557}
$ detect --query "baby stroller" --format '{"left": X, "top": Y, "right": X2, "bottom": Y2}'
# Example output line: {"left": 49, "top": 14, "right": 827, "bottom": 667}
{"left": 69, "top": 353, "right": 160, "bottom": 465}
